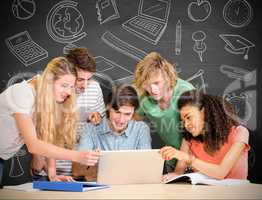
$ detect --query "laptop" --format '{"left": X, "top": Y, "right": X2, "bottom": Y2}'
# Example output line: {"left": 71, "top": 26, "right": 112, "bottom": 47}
{"left": 96, "top": 149, "right": 164, "bottom": 185}
{"left": 122, "top": 0, "right": 171, "bottom": 45}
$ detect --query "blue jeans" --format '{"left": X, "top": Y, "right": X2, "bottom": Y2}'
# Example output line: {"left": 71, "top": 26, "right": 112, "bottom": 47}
{"left": 0, "top": 158, "right": 4, "bottom": 188}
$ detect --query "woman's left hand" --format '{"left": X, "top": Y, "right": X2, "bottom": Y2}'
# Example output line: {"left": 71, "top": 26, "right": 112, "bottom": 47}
{"left": 159, "top": 146, "right": 178, "bottom": 161}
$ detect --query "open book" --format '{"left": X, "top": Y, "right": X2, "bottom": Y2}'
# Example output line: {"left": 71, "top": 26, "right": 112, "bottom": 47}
{"left": 163, "top": 172, "right": 250, "bottom": 186}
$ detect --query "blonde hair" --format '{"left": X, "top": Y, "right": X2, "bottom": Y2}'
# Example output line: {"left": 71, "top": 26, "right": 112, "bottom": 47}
{"left": 133, "top": 52, "right": 177, "bottom": 96}
{"left": 34, "top": 57, "right": 77, "bottom": 149}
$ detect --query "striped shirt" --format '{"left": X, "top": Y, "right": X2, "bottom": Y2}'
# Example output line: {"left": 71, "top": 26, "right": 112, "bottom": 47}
{"left": 56, "top": 80, "right": 105, "bottom": 176}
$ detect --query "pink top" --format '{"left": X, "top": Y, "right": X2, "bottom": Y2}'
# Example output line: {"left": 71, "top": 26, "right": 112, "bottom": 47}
{"left": 190, "top": 125, "right": 250, "bottom": 179}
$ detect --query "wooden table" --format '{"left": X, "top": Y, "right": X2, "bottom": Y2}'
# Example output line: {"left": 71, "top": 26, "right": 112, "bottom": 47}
{"left": 1, "top": 183, "right": 262, "bottom": 199}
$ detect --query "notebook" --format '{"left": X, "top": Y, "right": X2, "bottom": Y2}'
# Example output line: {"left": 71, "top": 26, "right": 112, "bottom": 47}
{"left": 122, "top": 0, "right": 171, "bottom": 45}
{"left": 96, "top": 149, "right": 164, "bottom": 185}
{"left": 163, "top": 172, "right": 250, "bottom": 186}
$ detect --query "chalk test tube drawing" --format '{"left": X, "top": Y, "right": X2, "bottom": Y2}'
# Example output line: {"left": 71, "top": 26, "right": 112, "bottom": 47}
{"left": 192, "top": 30, "right": 206, "bottom": 62}
{"left": 5, "top": 31, "right": 48, "bottom": 66}
{"left": 175, "top": 20, "right": 182, "bottom": 55}
{"left": 223, "top": 0, "right": 253, "bottom": 28}
{"left": 220, "top": 64, "right": 253, "bottom": 82}
{"left": 122, "top": 0, "right": 171, "bottom": 45}
{"left": 12, "top": 0, "right": 36, "bottom": 20}
{"left": 188, "top": 0, "right": 212, "bottom": 22}
{"left": 225, "top": 93, "right": 252, "bottom": 125}
{"left": 46, "top": 0, "right": 87, "bottom": 54}
{"left": 9, "top": 148, "right": 27, "bottom": 178}
{"left": 96, "top": 0, "right": 120, "bottom": 24}
{"left": 223, "top": 70, "right": 256, "bottom": 130}
{"left": 219, "top": 34, "right": 254, "bottom": 60}
{"left": 186, "top": 69, "right": 207, "bottom": 93}
{"left": 101, "top": 31, "right": 147, "bottom": 61}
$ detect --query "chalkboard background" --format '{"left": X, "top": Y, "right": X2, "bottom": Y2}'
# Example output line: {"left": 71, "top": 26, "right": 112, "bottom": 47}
{"left": 0, "top": 0, "right": 261, "bottom": 183}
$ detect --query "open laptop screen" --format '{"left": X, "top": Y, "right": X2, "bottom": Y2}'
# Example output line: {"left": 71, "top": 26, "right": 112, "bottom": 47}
{"left": 140, "top": 0, "right": 169, "bottom": 22}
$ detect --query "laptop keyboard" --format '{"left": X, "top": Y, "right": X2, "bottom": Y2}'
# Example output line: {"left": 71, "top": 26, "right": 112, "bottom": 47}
{"left": 130, "top": 18, "right": 162, "bottom": 35}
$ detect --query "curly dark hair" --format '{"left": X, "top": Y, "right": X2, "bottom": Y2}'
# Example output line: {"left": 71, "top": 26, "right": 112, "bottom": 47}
{"left": 65, "top": 47, "right": 96, "bottom": 72}
{"left": 177, "top": 90, "right": 239, "bottom": 154}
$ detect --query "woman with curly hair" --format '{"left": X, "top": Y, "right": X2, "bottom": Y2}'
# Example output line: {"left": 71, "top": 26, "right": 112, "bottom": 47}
{"left": 160, "top": 90, "right": 250, "bottom": 180}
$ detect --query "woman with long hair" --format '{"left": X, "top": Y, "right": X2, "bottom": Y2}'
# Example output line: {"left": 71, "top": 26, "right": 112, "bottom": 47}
{"left": 0, "top": 57, "right": 100, "bottom": 185}
{"left": 160, "top": 90, "right": 250, "bottom": 180}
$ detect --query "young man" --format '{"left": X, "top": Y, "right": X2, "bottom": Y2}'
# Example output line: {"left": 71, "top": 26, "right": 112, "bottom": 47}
{"left": 77, "top": 84, "right": 152, "bottom": 151}
{"left": 133, "top": 52, "right": 195, "bottom": 172}
{"left": 66, "top": 47, "right": 106, "bottom": 138}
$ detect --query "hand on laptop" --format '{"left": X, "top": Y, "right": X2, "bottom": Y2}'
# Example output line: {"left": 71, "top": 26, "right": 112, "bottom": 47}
{"left": 75, "top": 150, "right": 101, "bottom": 166}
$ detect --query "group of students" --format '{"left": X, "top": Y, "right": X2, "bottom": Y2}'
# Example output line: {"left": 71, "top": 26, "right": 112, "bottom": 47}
{"left": 0, "top": 48, "right": 249, "bottom": 186}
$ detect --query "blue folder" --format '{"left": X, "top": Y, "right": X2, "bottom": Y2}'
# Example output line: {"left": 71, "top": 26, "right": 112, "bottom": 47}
{"left": 33, "top": 181, "right": 109, "bottom": 192}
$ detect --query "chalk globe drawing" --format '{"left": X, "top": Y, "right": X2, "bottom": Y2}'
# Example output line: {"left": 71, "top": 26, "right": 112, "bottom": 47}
{"left": 46, "top": 0, "right": 86, "bottom": 53}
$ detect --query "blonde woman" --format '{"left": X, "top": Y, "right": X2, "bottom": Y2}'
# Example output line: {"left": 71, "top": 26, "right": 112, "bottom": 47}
{"left": 133, "top": 52, "right": 195, "bottom": 172}
{"left": 0, "top": 57, "right": 100, "bottom": 186}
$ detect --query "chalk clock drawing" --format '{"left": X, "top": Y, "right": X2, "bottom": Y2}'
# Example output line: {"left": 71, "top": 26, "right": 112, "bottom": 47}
{"left": 223, "top": 0, "right": 253, "bottom": 28}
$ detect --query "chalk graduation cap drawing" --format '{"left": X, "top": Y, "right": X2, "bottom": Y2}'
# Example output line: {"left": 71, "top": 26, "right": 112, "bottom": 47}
{"left": 219, "top": 34, "right": 255, "bottom": 60}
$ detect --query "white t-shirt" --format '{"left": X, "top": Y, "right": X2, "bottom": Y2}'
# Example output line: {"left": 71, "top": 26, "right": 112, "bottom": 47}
{"left": 0, "top": 81, "right": 35, "bottom": 160}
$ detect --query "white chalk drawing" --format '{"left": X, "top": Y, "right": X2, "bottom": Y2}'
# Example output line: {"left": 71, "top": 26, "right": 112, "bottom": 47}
{"left": 192, "top": 30, "right": 206, "bottom": 62}
{"left": 115, "top": 75, "right": 134, "bottom": 85}
{"left": 219, "top": 34, "right": 255, "bottom": 60}
{"left": 96, "top": 0, "right": 120, "bottom": 24}
{"left": 175, "top": 20, "right": 182, "bottom": 55}
{"left": 9, "top": 148, "right": 27, "bottom": 178}
{"left": 225, "top": 93, "right": 252, "bottom": 124}
{"left": 223, "top": 0, "right": 253, "bottom": 28}
{"left": 46, "top": 0, "right": 87, "bottom": 54}
{"left": 101, "top": 31, "right": 147, "bottom": 61}
{"left": 188, "top": 0, "right": 212, "bottom": 22}
{"left": 12, "top": 0, "right": 36, "bottom": 20}
{"left": 223, "top": 70, "right": 256, "bottom": 130}
{"left": 186, "top": 69, "right": 207, "bottom": 93}
{"left": 94, "top": 56, "right": 133, "bottom": 89}
{"left": 5, "top": 31, "right": 48, "bottom": 66}
{"left": 220, "top": 64, "right": 253, "bottom": 82}
{"left": 7, "top": 71, "right": 36, "bottom": 87}
{"left": 62, "top": 43, "right": 78, "bottom": 55}
{"left": 122, "top": 0, "right": 171, "bottom": 45}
